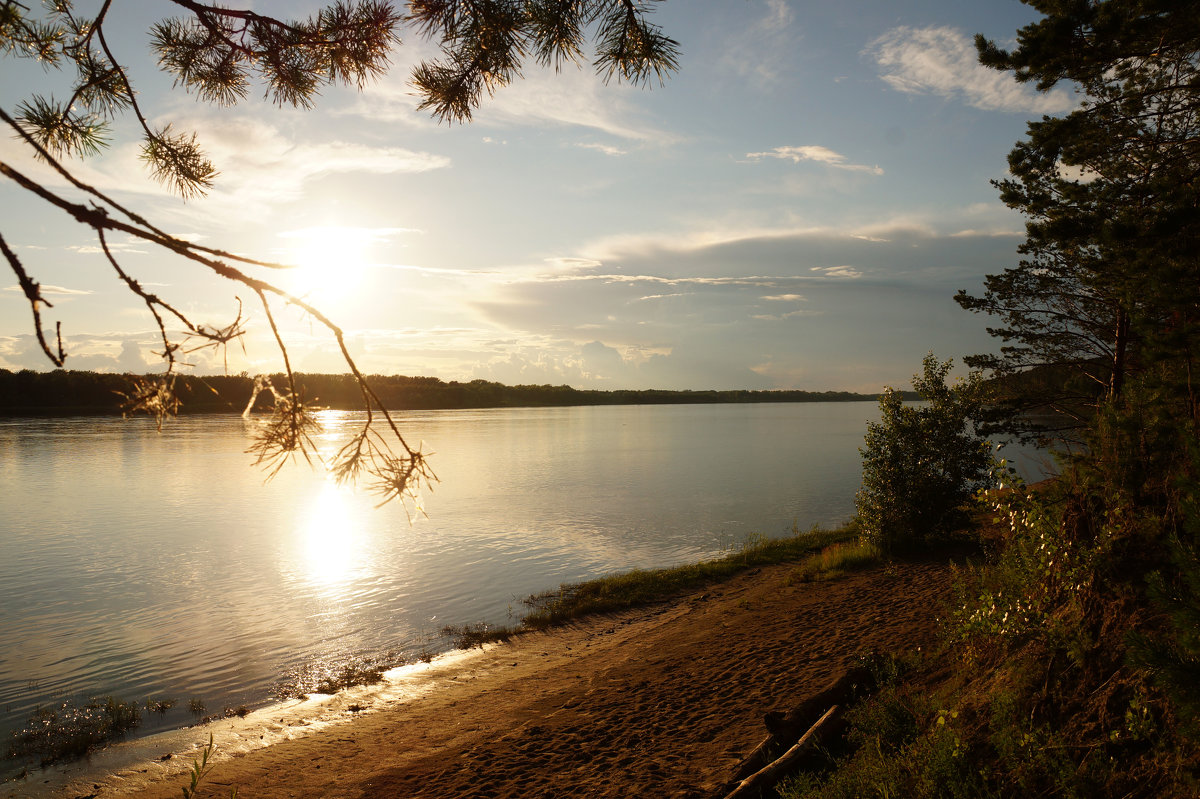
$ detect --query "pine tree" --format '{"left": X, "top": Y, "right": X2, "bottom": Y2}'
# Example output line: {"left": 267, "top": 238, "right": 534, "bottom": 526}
{"left": 956, "top": 0, "right": 1200, "bottom": 439}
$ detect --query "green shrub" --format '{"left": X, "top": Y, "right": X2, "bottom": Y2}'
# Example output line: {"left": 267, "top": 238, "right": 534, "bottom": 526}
{"left": 856, "top": 354, "right": 995, "bottom": 553}
{"left": 950, "top": 475, "right": 1111, "bottom": 663}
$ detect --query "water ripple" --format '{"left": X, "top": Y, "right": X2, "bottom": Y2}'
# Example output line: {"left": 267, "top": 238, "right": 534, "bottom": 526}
{"left": 0, "top": 404, "right": 1051, "bottom": 769}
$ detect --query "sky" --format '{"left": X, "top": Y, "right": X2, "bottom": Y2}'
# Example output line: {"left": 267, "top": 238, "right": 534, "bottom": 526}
{"left": 0, "top": 0, "right": 1077, "bottom": 393}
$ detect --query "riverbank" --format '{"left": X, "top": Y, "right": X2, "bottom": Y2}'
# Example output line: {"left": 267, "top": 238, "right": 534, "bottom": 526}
{"left": 29, "top": 556, "right": 953, "bottom": 798}
{"left": 0, "top": 369, "right": 894, "bottom": 416}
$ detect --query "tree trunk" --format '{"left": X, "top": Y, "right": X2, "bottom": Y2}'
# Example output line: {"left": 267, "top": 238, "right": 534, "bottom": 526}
{"left": 1108, "top": 304, "right": 1129, "bottom": 402}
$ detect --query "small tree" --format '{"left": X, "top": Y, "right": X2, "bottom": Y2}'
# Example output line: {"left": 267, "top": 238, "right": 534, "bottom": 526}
{"left": 857, "top": 354, "right": 994, "bottom": 554}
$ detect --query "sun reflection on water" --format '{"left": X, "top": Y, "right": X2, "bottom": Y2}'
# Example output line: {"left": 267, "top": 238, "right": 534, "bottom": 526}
{"left": 299, "top": 480, "right": 368, "bottom": 590}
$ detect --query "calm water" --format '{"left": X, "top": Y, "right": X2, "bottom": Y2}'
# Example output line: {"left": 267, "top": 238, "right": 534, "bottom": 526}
{"left": 0, "top": 402, "right": 1050, "bottom": 771}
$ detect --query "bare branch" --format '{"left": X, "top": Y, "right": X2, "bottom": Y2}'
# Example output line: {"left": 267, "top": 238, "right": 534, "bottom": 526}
{"left": 0, "top": 229, "right": 66, "bottom": 367}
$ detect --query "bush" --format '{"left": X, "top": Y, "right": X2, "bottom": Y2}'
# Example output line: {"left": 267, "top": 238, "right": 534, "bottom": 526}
{"left": 857, "top": 354, "right": 994, "bottom": 553}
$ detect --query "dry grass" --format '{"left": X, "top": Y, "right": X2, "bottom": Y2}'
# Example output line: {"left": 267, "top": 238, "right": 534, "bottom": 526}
{"left": 788, "top": 539, "right": 882, "bottom": 584}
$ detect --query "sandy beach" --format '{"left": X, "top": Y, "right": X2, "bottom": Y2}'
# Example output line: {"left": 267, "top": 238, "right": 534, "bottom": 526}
{"left": 36, "top": 558, "right": 952, "bottom": 799}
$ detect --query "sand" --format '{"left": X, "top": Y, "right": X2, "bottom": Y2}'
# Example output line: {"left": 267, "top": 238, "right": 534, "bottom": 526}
{"left": 48, "top": 559, "right": 952, "bottom": 799}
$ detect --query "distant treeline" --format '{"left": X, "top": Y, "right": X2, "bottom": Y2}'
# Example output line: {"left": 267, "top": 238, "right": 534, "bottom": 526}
{"left": 0, "top": 369, "right": 899, "bottom": 415}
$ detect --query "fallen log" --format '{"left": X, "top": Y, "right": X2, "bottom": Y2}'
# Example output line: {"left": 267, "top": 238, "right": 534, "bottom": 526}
{"left": 725, "top": 665, "right": 872, "bottom": 786}
{"left": 722, "top": 705, "right": 840, "bottom": 799}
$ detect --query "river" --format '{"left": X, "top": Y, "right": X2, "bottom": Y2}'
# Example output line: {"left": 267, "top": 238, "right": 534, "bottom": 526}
{"left": 0, "top": 402, "right": 1052, "bottom": 775}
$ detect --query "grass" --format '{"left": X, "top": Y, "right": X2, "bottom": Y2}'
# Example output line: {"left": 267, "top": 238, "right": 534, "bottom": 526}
{"left": 273, "top": 656, "right": 390, "bottom": 701}
{"left": 180, "top": 733, "right": 238, "bottom": 799}
{"left": 312, "top": 662, "right": 385, "bottom": 695}
{"left": 787, "top": 539, "right": 882, "bottom": 584}
{"left": 441, "top": 621, "right": 513, "bottom": 649}
{"left": 521, "top": 523, "right": 863, "bottom": 629}
{"left": 7, "top": 696, "right": 142, "bottom": 766}
{"left": 442, "top": 522, "right": 864, "bottom": 649}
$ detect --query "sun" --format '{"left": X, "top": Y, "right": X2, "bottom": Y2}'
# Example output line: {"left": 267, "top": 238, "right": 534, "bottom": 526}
{"left": 278, "top": 226, "right": 375, "bottom": 309}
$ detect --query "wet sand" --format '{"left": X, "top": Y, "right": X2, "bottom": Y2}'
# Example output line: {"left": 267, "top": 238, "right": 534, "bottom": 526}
{"left": 38, "top": 559, "right": 952, "bottom": 799}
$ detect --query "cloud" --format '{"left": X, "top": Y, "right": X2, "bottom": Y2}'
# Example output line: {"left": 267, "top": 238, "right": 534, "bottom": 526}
{"left": 458, "top": 224, "right": 1021, "bottom": 390}
{"left": 538, "top": 274, "right": 787, "bottom": 288}
{"left": 4, "top": 284, "right": 92, "bottom": 296}
{"left": 752, "top": 309, "right": 817, "bottom": 321}
{"left": 476, "top": 65, "right": 679, "bottom": 142}
{"left": 867, "top": 26, "right": 1076, "bottom": 114}
{"left": 719, "top": 0, "right": 797, "bottom": 88}
{"left": 277, "top": 225, "right": 419, "bottom": 243}
{"left": 580, "top": 340, "right": 629, "bottom": 382}
{"left": 569, "top": 219, "right": 971, "bottom": 282}
{"left": 639, "top": 293, "right": 690, "bottom": 302}
{"left": 0, "top": 111, "right": 451, "bottom": 229}
{"left": 486, "top": 338, "right": 775, "bottom": 391}
{"left": 475, "top": 348, "right": 586, "bottom": 386}
{"left": 576, "top": 142, "right": 628, "bottom": 157}
{"left": 745, "top": 146, "right": 883, "bottom": 175}
{"left": 349, "top": 49, "right": 676, "bottom": 142}
{"left": 809, "top": 266, "right": 863, "bottom": 279}
{"left": 948, "top": 228, "right": 1022, "bottom": 239}
{"left": 67, "top": 241, "right": 148, "bottom": 255}
{"left": 0, "top": 332, "right": 157, "bottom": 373}
{"left": 196, "top": 117, "right": 450, "bottom": 200}
{"left": 545, "top": 256, "right": 603, "bottom": 271}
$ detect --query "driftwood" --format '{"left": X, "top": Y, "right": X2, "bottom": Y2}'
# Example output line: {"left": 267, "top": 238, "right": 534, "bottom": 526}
{"left": 723, "top": 665, "right": 873, "bottom": 789}
{"left": 722, "top": 705, "right": 840, "bottom": 799}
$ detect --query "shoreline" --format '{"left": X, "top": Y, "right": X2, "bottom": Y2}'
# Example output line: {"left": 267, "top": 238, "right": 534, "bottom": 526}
{"left": 12, "top": 557, "right": 954, "bottom": 799}
{"left": 2, "top": 649, "right": 492, "bottom": 799}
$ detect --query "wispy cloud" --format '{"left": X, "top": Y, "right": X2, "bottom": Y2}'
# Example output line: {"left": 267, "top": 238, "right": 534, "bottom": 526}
{"left": 3, "top": 283, "right": 92, "bottom": 295}
{"left": 752, "top": 309, "right": 817, "bottom": 321}
{"left": 746, "top": 146, "right": 883, "bottom": 175}
{"left": 478, "top": 65, "right": 679, "bottom": 142}
{"left": 810, "top": 266, "right": 863, "bottom": 279}
{"left": 99, "top": 115, "right": 456, "bottom": 227}
{"left": 762, "top": 293, "right": 806, "bottom": 301}
{"left": 867, "top": 26, "right": 1076, "bottom": 114}
{"left": 0, "top": 113, "right": 450, "bottom": 227}
{"left": 277, "top": 225, "right": 419, "bottom": 242}
{"left": 719, "top": 0, "right": 797, "bottom": 88}
{"left": 197, "top": 117, "right": 450, "bottom": 196}
{"left": 576, "top": 142, "right": 628, "bottom": 157}
{"left": 545, "top": 256, "right": 603, "bottom": 271}
{"left": 350, "top": 50, "right": 676, "bottom": 142}
{"left": 66, "top": 243, "right": 148, "bottom": 255}
{"left": 538, "top": 274, "right": 787, "bottom": 288}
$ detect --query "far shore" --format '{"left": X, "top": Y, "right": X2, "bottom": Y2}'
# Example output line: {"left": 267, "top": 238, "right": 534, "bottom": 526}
{"left": 0, "top": 368, "right": 909, "bottom": 417}
{"left": 15, "top": 556, "right": 953, "bottom": 799}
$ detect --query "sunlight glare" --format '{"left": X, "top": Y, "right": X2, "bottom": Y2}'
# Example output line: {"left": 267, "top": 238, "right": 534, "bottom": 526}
{"left": 279, "top": 226, "right": 374, "bottom": 309}
{"left": 300, "top": 480, "right": 366, "bottom": 588}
